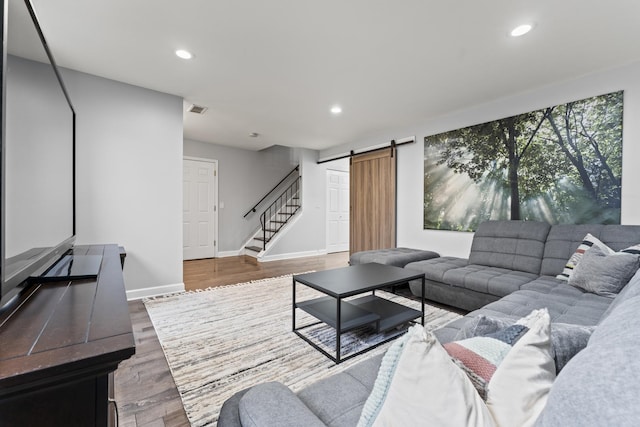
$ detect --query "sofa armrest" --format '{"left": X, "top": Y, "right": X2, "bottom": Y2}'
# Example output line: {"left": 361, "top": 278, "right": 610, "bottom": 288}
{"left": 239, "top": 382, "right": 326, "bottom": 427}
{"left": 218, "top": 388, "right": 251, "bottom": 427}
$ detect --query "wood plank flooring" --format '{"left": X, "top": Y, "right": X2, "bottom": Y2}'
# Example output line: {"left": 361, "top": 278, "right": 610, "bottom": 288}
{"left": 182, "top": 253, "right": 350, "bottom": 291}
{"left": 114, "top": 252, "right": 349, "bottom": 426}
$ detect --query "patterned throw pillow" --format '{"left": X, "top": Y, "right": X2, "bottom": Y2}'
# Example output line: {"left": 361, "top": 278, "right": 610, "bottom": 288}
{"left": 454, "top": 315, "right": 596, "bottom": 373}
{"left": 443, "top": 309, "right": 555, "bottom": 427}
{"left": 556, "top": 233, "right": 613, "bottom": 281}
{"left": 621, "top": 244, "right": 640, "bottom": 255}
{"left": 444, "top": 324, "right": 529, "bottom": 399}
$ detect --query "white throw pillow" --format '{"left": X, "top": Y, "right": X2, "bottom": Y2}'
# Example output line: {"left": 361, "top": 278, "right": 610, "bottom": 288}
{"left": 467, "top": 309, "right": 555, "bottom": 427}
{"left": 359, "top": 309, "right": 555, "bottom": 427}
{"left": 357, "top": 325, "right": 496, "bottom": 427}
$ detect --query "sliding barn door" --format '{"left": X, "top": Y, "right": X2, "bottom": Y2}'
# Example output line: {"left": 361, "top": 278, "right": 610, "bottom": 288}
{"left": 350, "top": 148, "right": 396, "bottom": 254}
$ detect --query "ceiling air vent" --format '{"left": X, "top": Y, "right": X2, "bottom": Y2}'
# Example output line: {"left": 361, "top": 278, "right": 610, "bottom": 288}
{"left": 188, "top": 104, "right": 208, "bottom": 114}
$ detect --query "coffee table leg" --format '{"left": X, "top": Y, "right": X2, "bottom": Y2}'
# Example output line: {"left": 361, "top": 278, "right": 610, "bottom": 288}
{"left": 292, "top": 278, "right": 296, "bottom": 331}
{"left": 336, "top": 297, "right": 342, "bottom": 363}
{"left": 421, "top": 276, "right": 425, "bottom": 325}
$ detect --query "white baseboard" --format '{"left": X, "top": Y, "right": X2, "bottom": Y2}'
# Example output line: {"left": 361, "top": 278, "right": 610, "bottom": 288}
{"left": 217, "top": 250, "right": 243, "bottom": 258}
{"left": 126, "top": 283, "right": 185, "bottom": 300}
{"left": 259, "top": 249, "right": 328, "bottom": 263}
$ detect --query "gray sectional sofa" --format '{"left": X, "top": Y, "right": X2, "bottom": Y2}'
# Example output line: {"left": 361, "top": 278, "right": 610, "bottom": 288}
{"left": 405, "top": 221, "right": 640, "bottom": 311}
{"left": 218, "top": 221, "right": 640, "bottom": 427}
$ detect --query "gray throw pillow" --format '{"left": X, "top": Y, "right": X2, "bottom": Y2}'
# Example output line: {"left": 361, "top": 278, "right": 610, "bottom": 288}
{"left": 568, "top": 245, "right": 640, "bottom": 297}
{"left": 454, "top": 315, "right": 595, "bottom": 373}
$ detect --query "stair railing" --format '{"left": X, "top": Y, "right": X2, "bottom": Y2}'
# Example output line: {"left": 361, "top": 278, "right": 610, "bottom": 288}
{"left": 259, "top": 176, "right": 301, "bottom": 250}
{"left": 243, "top": 165, "right": 299, "bottom": 218}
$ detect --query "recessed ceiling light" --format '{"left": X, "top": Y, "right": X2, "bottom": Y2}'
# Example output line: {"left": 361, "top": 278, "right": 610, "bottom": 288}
{"left": 175, "top": 49, "right": 193, "bottom": 59}
{"left": 249, "top": 132, "right": 259, "bottom": 138}
{"left": 510, "top": 24, "right": 533, "bottom": 37}
{"left": 330, "top": 105, "right": 342, "bottom": 114}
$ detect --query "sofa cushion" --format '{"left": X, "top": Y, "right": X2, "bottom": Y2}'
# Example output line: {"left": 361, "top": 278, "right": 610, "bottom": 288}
{"left": 442, "top": 265, "right": 538, "bottom": 297}
{"left": 598, "top": 225, "right": 640, "bottom": 251}
{"left": 297, "top": 354, "right": 382, "bottom": 427}
{"left": 484, "top": 278, "right": 612, "bottom": 325}
{"left": 568, "top": 245, "right": 640, "bottom": 297}
{"left": 534, "top": 294, "right": 640, "bottom": 427}
{"left": 404, "top": 256, "right": 468, "bottom": 282}
{"left": 468, "top": 220, "right": 550, "bottom": 274}
{"left": 434, "top": 316, "right": 474, "bottom": 343}
{"left": 358, "top": 326, "right": 496, "bottom": 427}
{"left": 436, "top": 277, "right": 613, "bottom": 342}
{"left": 349, "top": 247, "right": 439, "bottom": 268}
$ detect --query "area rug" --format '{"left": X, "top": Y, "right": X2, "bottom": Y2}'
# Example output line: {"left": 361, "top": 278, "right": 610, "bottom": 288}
{"left": 144, "top": 274, "right": 462, "bottom": 426}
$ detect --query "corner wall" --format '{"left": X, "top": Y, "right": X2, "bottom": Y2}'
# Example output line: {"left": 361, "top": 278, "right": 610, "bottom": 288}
{"left": 62, "top": 68, "right": 184, "bottom": 297}
{"left": 263, "top": 149, "right": 349, "bottom": 260}
{"left": 320, "top": 61, "right": 640, "bottom": 258}
{"left": 183, "top": 140, "right": 297, "bottom": 253}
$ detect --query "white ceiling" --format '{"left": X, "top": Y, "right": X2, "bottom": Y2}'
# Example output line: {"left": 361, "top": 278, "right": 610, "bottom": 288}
{"left": 17, "top": 0, "right": 640, "bottom": 151}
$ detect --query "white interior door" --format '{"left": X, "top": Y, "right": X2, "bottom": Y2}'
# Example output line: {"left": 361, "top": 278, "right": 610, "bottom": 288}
{"left": 183, "top": 158, "right": 217, "bottom": 260}
{"left": 326, "top": 170, "right": 349, "bottom": 253}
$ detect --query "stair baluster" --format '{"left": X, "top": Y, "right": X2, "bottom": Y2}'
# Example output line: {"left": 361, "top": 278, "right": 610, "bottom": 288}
{"left": 254, "top": 175, "right": 301, "bottom": 251}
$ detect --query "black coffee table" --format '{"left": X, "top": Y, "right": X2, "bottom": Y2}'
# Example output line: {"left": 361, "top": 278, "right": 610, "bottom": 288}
{"left": 292, "top": 263, "right": 425, "bottom": 363}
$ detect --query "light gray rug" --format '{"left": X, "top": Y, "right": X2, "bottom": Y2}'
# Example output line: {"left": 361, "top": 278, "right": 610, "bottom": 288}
{"left": 144, "top": 274, "right": 461, "bottom": 426}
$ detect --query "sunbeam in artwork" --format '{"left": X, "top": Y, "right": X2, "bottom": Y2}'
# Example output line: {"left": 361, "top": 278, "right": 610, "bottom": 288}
{"left": 424, "top": 91, "right": 623, "bottom": 231}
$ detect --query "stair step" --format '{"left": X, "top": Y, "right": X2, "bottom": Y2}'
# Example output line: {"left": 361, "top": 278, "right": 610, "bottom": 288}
{"left": 264, "top": 228, "right": 278, "bottom": 233}
{"left": 255, "top": 237, "right": 271, "bottom": 242}
{"left": 245, "top": 245, "right": 262, "bottom": 253}
{"left": 270, "top": 220, "right": 286, "bottom": 224}
{"left": 286, "top": 204, "right": 299, "bottom": 208}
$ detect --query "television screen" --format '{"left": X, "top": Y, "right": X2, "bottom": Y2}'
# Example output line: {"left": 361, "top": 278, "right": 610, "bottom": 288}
{"left": 1, "top": 0, "right": 75, "bottom": 305}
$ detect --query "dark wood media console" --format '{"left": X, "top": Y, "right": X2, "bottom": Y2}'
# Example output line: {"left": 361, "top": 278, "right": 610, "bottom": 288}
{"left": 0, "top": 244, "right": 135, "bottom": 426}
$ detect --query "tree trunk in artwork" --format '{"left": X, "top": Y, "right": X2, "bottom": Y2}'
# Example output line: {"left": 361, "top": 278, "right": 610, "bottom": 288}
{"left": 546, "top": 111, "right": 597, "bottom": 200}
{"left": 350, "top": 148, "right": 396, "bottom": 254}
{"left": 503, "top": 117, "right": 521, "bottom": 220}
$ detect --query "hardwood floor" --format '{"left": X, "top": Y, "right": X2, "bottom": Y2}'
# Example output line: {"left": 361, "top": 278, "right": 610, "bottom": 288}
{"left": 115, "top": 300, "right": 189, "bottom": 427}
{"left": 115, "top": 252, "right": 349, "bottom": 426}
{"left": 182, "top": 252, "right": 350, "bottom": 291}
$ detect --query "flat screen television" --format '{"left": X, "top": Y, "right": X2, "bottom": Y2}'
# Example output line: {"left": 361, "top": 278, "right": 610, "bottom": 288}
{"left": 0, "top": 0, "right": 76, "bottom": 308}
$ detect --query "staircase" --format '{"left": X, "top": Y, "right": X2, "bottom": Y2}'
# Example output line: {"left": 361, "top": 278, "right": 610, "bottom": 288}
{"left": 245, "top": 175, "right": 301, "bottom": 257}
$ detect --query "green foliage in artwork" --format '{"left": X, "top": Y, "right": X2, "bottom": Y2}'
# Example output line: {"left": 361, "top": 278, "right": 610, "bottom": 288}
{"left": 423, "top": 91, "right": 623, "bottom": 231}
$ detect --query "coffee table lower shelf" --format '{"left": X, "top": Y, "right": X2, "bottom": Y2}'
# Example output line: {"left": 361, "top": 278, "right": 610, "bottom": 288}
{"left": 295, "top": 294, "right": 422, "bottom": 363}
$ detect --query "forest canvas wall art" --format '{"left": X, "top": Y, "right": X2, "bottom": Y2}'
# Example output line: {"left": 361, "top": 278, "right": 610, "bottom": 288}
{"left": 424, "top": 91, "right": 623, "bottom": 231}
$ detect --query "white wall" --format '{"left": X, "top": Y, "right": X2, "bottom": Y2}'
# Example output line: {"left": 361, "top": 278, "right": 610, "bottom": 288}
{"left": 183, "top": 139, "right": 297, "bottom": 253}
{"left": 62, "top": 68, "right": 184, "bottom": 297}
{"left": 320, "top": 61, "right": 640, "bottom": 258}
{"left": 183, "top": 139, "right": 350, "bottom": 258}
